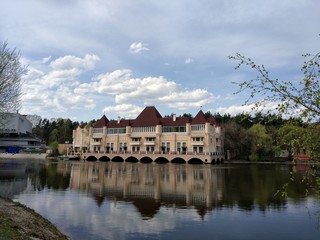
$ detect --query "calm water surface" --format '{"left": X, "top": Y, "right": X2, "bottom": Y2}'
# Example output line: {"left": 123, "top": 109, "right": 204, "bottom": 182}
{"left": 0, "top": 159, "right": 319, "bottom": 240}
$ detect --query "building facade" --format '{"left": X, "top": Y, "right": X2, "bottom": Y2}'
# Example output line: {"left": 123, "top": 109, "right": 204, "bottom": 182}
{"left": 72, "top": 106, "right": 224, "bottom": 163}
{"left": 0, "top": 113, "right": 43, "bottom": 153}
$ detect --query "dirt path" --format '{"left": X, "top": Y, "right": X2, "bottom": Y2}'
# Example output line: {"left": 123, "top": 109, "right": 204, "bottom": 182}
{"left": 0, "top": 197, "right": 69, "bottom": 240}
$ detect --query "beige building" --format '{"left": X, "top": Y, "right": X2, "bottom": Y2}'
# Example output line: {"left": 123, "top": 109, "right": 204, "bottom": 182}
{"left": 71, "top": 106, "right": 224, "bottom": 163}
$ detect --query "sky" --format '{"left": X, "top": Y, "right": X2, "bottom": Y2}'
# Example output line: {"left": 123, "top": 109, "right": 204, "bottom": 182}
{"left": 1, "top": 0, "right": 319, "bottom": 122}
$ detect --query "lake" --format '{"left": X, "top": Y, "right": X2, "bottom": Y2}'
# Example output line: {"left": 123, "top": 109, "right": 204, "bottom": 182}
{"left": 0, "top": 159, "right": 319, "bottom": 240}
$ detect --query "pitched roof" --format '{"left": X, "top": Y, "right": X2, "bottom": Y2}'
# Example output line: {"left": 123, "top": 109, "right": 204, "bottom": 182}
{"left": 93, "top": 115, "right": 109, "bottom": 128}
{"left": 208, "top": 116, "right": 218, "bottom": 126}
{"left": 191, "top": 110, "right": 207, "bottom": 124}
{"left": 131, "top": 106, "right": 162, "bottom": 127}
{"left": 191, "top": 110, "right": 219, "bottom": 126}
{"left": 160, "top": 116, "right": 189, "bottom": 126}
{"left": 107, "top": 119, "right": 132, "bottom": 128}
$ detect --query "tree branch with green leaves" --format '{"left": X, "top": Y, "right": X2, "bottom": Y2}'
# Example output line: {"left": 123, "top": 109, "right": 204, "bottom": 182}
{"left": 228, "top": 52, "right": 320, "bottom": 122}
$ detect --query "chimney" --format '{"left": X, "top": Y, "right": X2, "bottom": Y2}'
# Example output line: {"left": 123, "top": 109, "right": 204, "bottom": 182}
{"left": 117, "top": 116, "right": 120, "bottom": 124}
{"left": 173, "top": 114, "right": 176, "bottom": 122}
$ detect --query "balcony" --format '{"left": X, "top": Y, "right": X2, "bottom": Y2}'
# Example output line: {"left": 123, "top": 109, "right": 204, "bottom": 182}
{"left": 191, "top": 141, "right": 204, "bottom": 146}
{"left": 144, "top": 141, "right": 155, "bottom": 146}
{"left": 130, "top": 141, "right": 141, "bottom": 146}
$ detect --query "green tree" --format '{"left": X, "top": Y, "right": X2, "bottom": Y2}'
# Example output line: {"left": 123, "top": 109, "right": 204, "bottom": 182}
{"left": 248, "top": 123, "right": 273, "bottom": 161}
{"left": 223, "top": 121, "right": 251, "bottom": 160}
{"left": 276, "top": 124, "right": 308, "bottom": 159}
{"left": 229, "top": 52, "right": 320, "bottom": 121}
{"left": 0, "top": 41, "right": 26, "bottom": 114}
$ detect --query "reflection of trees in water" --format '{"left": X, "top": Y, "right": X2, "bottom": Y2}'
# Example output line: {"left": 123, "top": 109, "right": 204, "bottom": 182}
{"left": 11, "top": 161, "right": 311, "bottom": 219}
{"left": 67, "top": 162, "right": 319, "bottom": 219}
{"left": 28, "top": 162, "right": 71, "bottom": 191}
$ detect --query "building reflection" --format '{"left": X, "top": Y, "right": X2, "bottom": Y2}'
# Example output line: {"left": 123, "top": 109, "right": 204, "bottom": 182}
{"left": 69, "top": 162, "right": 225, "bottom": 218}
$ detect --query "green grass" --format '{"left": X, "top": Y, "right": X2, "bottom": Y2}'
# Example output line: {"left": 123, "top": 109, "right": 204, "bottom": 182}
{"left": 0, "top": 216, "right": 27, "bottom": 240}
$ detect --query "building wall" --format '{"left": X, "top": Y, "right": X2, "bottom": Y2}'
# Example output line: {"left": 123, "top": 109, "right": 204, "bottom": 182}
{"left": 0, "top": 113, "right": 32, "bottom": 134}
{"left": 73, "top": 124, "right": 224, "bottom": 155}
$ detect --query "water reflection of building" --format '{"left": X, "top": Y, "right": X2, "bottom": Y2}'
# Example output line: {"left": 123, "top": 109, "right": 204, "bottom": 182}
{"left": 70, "top": 162, "right": 225, "bottom": 218}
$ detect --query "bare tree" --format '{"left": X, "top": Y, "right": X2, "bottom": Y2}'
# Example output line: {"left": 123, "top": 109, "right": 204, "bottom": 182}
{"left": 0, "top": 41, "right": 26, "bottom": 114}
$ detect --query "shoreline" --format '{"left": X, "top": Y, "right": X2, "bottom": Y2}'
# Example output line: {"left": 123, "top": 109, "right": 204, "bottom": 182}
{"left": 0, "top": 153, "right": 48, "bottom": 159}
{"left": 0, "top": 196, "right": 69, "bottom": 239}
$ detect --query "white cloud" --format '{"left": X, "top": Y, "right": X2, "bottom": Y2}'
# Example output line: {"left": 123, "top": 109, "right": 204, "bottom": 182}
{"left": 42, "top": 56, "right": 51, "bottom": 64}
{"left": 185, "top": 58, "right": 194, "bottom": 64}
{"left": 21, "top": 54, "right": 217, "bottom": 119}
{"left": 216, "top": 101, "right": 279, "bottom": 116}
{"left": 158, "top": 89, "right": 218, "bottom": 110}
{"left": 50, "top": 54, "right": 100, "bottom": 71}
{"left": 129, "top": 42, "right": 150, "bottom": 54}
{"left": 21, "top": 54, "right": 100, "bottom": 115}
{"left": 103, "top": 104, "right": 143, "bottom": 119}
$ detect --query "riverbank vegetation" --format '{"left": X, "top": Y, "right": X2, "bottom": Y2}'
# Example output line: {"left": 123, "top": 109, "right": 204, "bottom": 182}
{"left": 0, "top": 197, "right": 69, "bottom": 240}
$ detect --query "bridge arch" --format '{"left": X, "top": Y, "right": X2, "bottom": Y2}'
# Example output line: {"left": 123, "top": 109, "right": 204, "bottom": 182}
{"left": 99, "top": 156, "right": 110, "bottom": 162}
{"left": 188, "top": 158, "right": 204, "bottom": 164}
{"left": 155, "top": 157, "right": 169, "bottom": 163}
{"left": 112, "top": 156, "right": 124, "bottom": 162}
{"left": 86, "top": 156, "right": 97, "bottom": 161}
{"left": 171, "top": 157, "right": 186, "bottom": 164}
{"left": 126, "top": 156, "right": 139, "bottom": 163}
{"left": 140, "top": 156, "right": 153, "bottom": 163}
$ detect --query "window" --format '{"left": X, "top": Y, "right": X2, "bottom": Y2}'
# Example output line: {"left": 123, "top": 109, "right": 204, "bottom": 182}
{"left": 161, "top": 142, "right": 170, "bottom": 153}
{"left": 191, "top": 124, "right": 205, "bottom": 132}
{"left": 146, "top": 146, "right": 154, "bottom": 152}
{"left": 162, "top": 126, "right": 186, "bottom": 132}
{"left": 119, "top": 142, "right": 127, "bottom": 152}
{"left": 107, "top": 128, "right": 126, "bottom": 134}
{"left": 145, "top": 137, "right": 155, "bottom": 142}
{"left": 192, "top": 137, "right": 204, "bottom": 142}
{"left": 93, "top": 128, "right": 103, "bottom": 134}
{"left": 176, "top": 142, "right": 187, "bottom": 153}
{"left": 106, "top": 142, "right": 114, "bottom": 152}
{"left": 132, "top": 127, "right": 156, "bottom": 132}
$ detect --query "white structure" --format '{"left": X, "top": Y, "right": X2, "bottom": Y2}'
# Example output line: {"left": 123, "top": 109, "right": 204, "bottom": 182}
{"left": 0, "top": 113, "right": 32, "bottom": 134}
{"left": 0, "top": 113, "right": 43, "bottom": 153}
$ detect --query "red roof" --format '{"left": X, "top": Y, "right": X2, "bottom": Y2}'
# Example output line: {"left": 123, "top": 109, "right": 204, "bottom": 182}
{"left": 131, "top": 106, "right": 162, "bottom": 127}
{"left": 107, "top": 119, "right": 132, "bottom": 128}
{"left": 208, "top": 116, "right": 218, "bottom": 126}
{"left": 160, "top": 116, "right": 189, "bottom": 126}
{"left": 92, "top": 107, "right": 219, "bottom": 129}
{"left": 191, "top": 110, "right": 207, "bottom": 124}
{"left": 93, "top": 115, "right": 109, "bottom": 128}
{"left": 191, "top": 110, "right": 218, "bottom": 126}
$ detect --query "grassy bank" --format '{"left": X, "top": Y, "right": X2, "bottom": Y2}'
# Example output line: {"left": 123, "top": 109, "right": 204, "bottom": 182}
{"left": 0, "top": 197, "right": 69, "bottom": 240}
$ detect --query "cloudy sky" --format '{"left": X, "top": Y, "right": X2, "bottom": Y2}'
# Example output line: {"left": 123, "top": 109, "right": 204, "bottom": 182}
{"left": 1, "top": 0, "right": 319, "bottom": 121}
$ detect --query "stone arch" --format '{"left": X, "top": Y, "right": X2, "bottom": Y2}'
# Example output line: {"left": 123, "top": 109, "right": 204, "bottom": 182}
{"left": 171, "top": 157, "right": 186, "bottom": 164}
{"left": 99, "top": 156, "right": 110, "bottom": 162}
{"left": 140, "top": 156, "right": 153, "bottom": 163}
{"left": 155, "top": 157, "right": 169, "bottom": 163}
{"left": 112, "top": 156, "right": 124, "bottom": 162}
{"left": 188, "top": 158, "right": 204, "bottom": 164}
{"left": 126, "top": 156, "right": 139, "bottom": 163}
{"left": 86, "top": 156, "right": 97, "bottom": 161}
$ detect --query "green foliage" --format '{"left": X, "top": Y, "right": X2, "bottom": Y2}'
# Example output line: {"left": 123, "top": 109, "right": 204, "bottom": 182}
{"left": 248, "top": 123, "right": 274, "bottom": 160}
{"left": 229, "top": 52, "right": 320, "bottom": 122}
{"left": 49, "top": 140, "right": 59, "bottom": 155}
